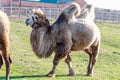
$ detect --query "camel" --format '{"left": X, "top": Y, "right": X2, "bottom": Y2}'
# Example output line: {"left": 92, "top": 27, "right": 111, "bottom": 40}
{"left": 0, "top": 10, "right": 12, "bottom": 80}
{"left": 25, "top": 3, "right": 100, "bottom": 77}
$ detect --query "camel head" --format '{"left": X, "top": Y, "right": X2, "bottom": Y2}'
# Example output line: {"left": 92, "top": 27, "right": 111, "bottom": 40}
{"left": 61, "top": 3, "right": 81, "bottom": 18}
{"left": 25, "top": 8, "right": 50, "bottom": 29}
{"left": 79, "top": 4, "right": 95, "bottom": 19}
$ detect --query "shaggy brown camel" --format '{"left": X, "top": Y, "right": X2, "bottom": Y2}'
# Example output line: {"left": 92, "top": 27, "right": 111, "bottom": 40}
{"left": 25, "top": 3, "right": 100, "bottom": 77}
{"left": 0, "top": 10, "right": 12, "bottom": 80}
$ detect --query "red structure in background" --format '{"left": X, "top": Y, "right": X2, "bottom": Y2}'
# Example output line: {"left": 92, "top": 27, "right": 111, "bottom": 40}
{"left": 0, "top": 0, "right": 86, "bottom": 8}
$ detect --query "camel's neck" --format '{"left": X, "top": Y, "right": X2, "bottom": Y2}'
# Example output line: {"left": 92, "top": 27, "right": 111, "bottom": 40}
{"left": 30, "top": 27, "right": 56, "bottom": 58}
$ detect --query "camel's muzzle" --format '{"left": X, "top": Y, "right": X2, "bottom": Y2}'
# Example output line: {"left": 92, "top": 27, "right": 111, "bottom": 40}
{"left": 25, "top": 18, "right": 30, "bottom": 26}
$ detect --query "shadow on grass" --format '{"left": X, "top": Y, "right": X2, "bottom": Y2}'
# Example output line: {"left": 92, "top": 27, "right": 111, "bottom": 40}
{"left": 0, "top": 75, "right": 46, "bottom": 79}
{"left": 56, "top": 74, "right": 84, "bottom": 77}
{"left": 0, "top": 74, "right": 85, "bottom": 79}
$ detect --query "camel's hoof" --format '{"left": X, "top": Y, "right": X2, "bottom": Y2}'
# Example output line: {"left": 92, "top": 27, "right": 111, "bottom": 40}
{"left": 5, "top": 76, "right": 9, "bottom": 80}
{"left": 0, "top": 65, "right": 2, "bottom": 69}
{"left": 46, "top": 73, "right": 55, "bottom": 77}
{"left": 86, "top": 73, "right": 93, "bottom": 76}
{"left": 67, "top": 72, "right": 75, "bottom": 76}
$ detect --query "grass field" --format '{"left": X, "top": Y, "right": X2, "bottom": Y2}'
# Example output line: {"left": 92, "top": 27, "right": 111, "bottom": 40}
{"left": 0, "top": 19, "right": 120, "bottom": 80}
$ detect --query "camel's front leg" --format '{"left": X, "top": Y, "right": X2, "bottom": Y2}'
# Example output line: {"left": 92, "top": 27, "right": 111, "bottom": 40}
{"left": 46, "top": 57, "right": 60, "bottom": 77}
{"left": 46, "top": 51, "right": 68, "bottom": 77}
{"left": 46, "top": 41, "right": 72, "bottom": 77}
{"left": 65, "top": 55, "right": 75, "bottom": 76}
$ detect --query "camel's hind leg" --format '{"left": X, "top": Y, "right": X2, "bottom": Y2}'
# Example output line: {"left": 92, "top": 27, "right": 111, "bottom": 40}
{"left": 65, "top": 54, "right": 75, "bottom": 76}
{"left": 84, "top": 42, "right": 100, "bottom": 76}
{"left": 1, "top": 40, "right": 12, "bottom": 80}
{"left": 3, "top": 55, "right": 12, "bottom": 80}
{"left": 2, "top": 49, "right": 12, "bottom": 80}
{"left": 0, "top": 51, "right": 3, "bottom": 69}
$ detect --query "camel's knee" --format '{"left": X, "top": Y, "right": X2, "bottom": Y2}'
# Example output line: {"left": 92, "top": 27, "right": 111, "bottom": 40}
{"left": 9, "top": 56, "right": 12, "bottom": 64}
{"left": 65, "top": 55, "right": 71, "bottom": 63}
{"left": 53, "top": 59, "right": 60, "bottom": 66}
{"left": 2, "top": 53, "right": 12, "bottom": 67}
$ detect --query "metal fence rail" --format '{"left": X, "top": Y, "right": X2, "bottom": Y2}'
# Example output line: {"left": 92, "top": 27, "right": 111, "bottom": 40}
{"left": 95, "top": 8, "right": 120, "bottom": 23}
{"left": 0, "top": 7, "right": 61, "bottom": 19}
{"left": 0, "top": 7, "right": 120, "bottom": 23}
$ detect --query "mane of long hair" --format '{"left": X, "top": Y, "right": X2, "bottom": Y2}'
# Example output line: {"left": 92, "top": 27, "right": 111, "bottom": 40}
{"left": 30, "top": 10, "right": 56, "bottom": 58}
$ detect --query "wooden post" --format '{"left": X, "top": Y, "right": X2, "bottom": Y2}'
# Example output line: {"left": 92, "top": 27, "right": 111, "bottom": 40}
{"left": 117, "top": 12, "right": 119, "bottom": 23}
{"left": 10, "top": 6, "right": 12, "bottom": 18}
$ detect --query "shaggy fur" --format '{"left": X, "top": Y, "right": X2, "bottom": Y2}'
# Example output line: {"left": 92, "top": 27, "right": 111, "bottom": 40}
{"left": 25, "top": 3, "right": 100, "bottom": 77}
{"left": 26, "top": 9, "right": 56, "bottom": 58}
{"left": 78, "top": 4, "right": 95, "bottom": 21}
{"left": 0, "top": 10, "right": 12, "bottom": 80}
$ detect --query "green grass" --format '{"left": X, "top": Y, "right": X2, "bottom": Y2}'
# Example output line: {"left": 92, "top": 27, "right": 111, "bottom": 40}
{"left": 0, "top": 19, "right": 120, "bottom": 80}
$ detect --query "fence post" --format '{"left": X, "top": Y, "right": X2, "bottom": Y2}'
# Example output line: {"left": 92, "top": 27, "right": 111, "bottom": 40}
{"left": 10, "top": 7, "right": 12, "bottom": 18}
{"left": 19, "top": 7, "right": 21, "bottom": 19}
{"left": 50, "top": 8, "right": 51, "bottom": 20}
{"left": 117, "top": 12, "right": 119, "bottom": 23}
{"left": 102, "top": 9, "right": 104, "bottom": 22}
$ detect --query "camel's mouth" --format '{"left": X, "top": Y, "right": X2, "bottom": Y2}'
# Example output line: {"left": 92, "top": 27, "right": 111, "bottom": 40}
{"left": 25, "top": 14, "right": 37, "bottom": 26}
{"left": 25, "top": 18, "right": 31, "bottom": 26}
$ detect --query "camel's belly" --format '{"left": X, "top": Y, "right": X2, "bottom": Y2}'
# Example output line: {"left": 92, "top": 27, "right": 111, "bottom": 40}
{"left": 71, "top": 44, "right": 88, "bottom": 51}
{"left": 71, "top": 46, "right": 83, "bottom": 51}
{"left": 71, "top": 38, "right": 95, "bottom": 51}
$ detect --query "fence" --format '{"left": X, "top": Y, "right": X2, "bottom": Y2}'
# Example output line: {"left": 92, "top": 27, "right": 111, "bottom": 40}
{"left": 0, "top": 7, "right": 61, "bottom": 20}
{"left": 95, "top": 8, "right": 120, "bottom": 23}
{"left": 0, "top": 7, "right": 120, "bottom": 23}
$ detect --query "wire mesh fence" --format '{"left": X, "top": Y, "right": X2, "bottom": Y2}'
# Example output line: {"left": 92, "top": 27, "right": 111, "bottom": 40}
{"left": 0, "top": 7, "right": 120, "bottom": 23}
{"left": 95, "top": 8, "right": 120, "bottom": 23}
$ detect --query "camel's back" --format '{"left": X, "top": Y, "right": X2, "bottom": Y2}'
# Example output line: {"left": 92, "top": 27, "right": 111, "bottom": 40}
{"left": 0, "top": 11, "right": 10, "bottom": 49}
{"left": 69, "top": 20, "right": 100, "bottom": 50}
{"left": 0, "top": 10, "right": 10, "bottom": 34}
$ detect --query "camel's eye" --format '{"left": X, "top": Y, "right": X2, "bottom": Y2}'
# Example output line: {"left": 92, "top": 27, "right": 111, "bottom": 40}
{"left": 35, "top": 16, "right": 38, "bottom": 19}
